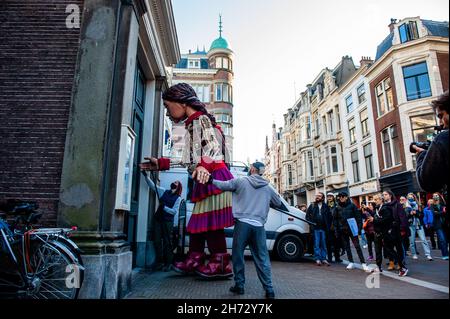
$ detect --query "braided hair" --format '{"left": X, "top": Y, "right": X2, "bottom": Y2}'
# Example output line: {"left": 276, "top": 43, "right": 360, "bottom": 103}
{"left": 162, "top": 83, "right": 217, "bottom": 126}
{"left": 162, "top": 83, "right": 227, "bottom": 162}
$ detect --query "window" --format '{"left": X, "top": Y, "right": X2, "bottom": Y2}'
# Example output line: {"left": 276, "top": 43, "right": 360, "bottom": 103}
{"left": 317, "top": 148, "right": 323, "bottom": 175}
{"left": 346, "top": 95, "right": 354, "bottom": 113}
{"left": 314, "top": 113, "right": 320, "bottom": 137}
{"left": 326, "top": 145, "right": 339, "bottom": 174}
{"left": 410, "top": 114, "right": 438, "bottom": 143}
{"left": 360, "top": 108, "right": 369, "bottom": 138}
{"left": 330, "top": 146, "right": 339, "bottom": 173}
{"left": 322, "top": 115, "right": 327, "bottom": 135}
{"left": 403, "top": 62, "right": 432, "bottom": 101}
{"left": 364, "top": 143, "right": 374, "bottom": 179}
{"left": 328, "top": 111, "right": 334, "bottom": 134}
{"left": 334, "top": 105, "right": 341, "bottom": 130}
{"left": 188, "top": 59, "right": 200, "bottom": 69}
{"left": 215, "top": 57, "right": 230, "bottom": 70}
{"left": 357, "top": 83, "right": 366, "bottom": 104}
{"left": 376, "top": 77, "right": 394, "bottom": 117}
{"left": 308, "top": 151, "right": 314, "bottom": 178}
{"left": 288, "top": 164, "right": 292, "bottom": 186}
{"left": 381, "top": 125, "right": 401, "bottom": 169}
{"left": 399, "top": 21, "right": 419, "bottom": 44}
{"left": 348, "top": 118, "right": 356, "bottom": 144}
{"left": 215, "top": 83, "right": 231, "bottom": 102}
{"left": 351, "top": 150, "right": 360, "bottom": 183}
{"left": 306, "top": 116, "right": 311, "bottom": 139}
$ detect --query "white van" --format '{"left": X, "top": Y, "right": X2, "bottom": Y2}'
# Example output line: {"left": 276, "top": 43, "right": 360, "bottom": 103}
{"left": 157, "top": 163, "right": 311, "bottom": 262}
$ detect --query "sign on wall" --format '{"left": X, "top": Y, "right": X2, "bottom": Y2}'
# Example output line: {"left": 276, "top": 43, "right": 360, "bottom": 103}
{"left": 115, "top": 125, "right": 136, "bottom": 211}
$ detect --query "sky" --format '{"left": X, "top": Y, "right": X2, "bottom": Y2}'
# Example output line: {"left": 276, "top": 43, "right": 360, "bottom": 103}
{"left": 171, "top": 0, "right": 449, "bottom": 164}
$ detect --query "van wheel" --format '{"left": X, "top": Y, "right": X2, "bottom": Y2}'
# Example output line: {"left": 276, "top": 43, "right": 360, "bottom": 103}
{"left": 276, "top": 234, "right": 304, "bottom": 262}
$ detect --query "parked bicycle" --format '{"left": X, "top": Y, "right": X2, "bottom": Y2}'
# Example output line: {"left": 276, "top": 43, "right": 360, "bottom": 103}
{"left": 0, "top": 201, "right": 84, "bottom": 299}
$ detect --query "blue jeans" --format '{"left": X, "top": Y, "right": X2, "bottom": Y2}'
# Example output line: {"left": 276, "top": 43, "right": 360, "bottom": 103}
{"left": 313, "top": 229, "right": 328, "bottom": 261}
{"left": 409, "top": 226, "right": 431, "bottom": 256}
{"left": 436, "top": 228, "right": 449, "bottom": 257}
{"left": 232, "top": 220, "right": 274, "bottom": 293}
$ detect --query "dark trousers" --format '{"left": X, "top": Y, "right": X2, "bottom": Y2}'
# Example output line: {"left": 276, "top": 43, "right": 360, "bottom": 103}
{"left": 384, "top": 231, "right": 406, "bottom": 269}
{"left": 190, "top": 229, "right": 227, "bottom": 254}
{"left": 366, "top": 232, "right": 375, "bottom": 257}
{"left": 341, "top": 231, "right": 365, "bottom": 264}
{"left": 232, "top": 220, "right": 273, "bottom": 292}
{"left": 374, "top": 232, "right": 384, "bottom": 268}
{"left": 154, "top": 220, "right": 174, "bottom": 266}
{"left": 427, "top": 228, "right": 437, "bottom": 249}
{"left": 326, "top": 231, "right": 342, "bottom": 261}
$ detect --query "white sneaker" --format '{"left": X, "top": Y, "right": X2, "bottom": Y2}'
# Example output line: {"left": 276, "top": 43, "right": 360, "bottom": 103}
{"left": 426, "top": 255, "right": 433, "bottom": 261}
{"left": 373, "top": 266, "right": 382, "bottom": 273}
{"left": 362, "top": 263, "right": 371, "bottom": 273}
{"left": 346, "top": 263, "right": 355, "bottom": 270}
{"left": 363, "top": 245, "right": 368, "bottom": 249}
{"left": 412, "top": 255, "right": 418, "bottom": 260}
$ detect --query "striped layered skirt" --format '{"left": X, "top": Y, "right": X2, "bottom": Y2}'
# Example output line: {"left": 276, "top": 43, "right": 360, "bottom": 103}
{"left": 186, "top": 166, "right": 234, "bottom": 234}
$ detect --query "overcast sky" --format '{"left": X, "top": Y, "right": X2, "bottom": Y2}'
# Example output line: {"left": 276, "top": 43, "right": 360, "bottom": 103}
{"left": 171, "top": 0, "right": 449, "bottom": 164}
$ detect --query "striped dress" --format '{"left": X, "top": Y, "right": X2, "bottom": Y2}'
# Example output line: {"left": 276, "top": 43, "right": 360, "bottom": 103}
{"left": 183, "top": 112, "right": 234, "bottom": 234}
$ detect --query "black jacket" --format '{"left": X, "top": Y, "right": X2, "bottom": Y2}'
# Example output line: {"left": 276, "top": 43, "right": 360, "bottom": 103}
{"left": 374, "top": 200, "right": 408, "bottom": 235}
{"left": 333, "top": 199, "right": 362, "bottom": 235}
{"left": 416, "top": 129, "right": 449, "bottom": 193}
{"left": 306, "top": 202, "right": 332, "bottom": 232}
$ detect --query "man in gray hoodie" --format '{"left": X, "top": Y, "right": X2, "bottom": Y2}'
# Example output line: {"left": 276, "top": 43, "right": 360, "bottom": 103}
{"left": 210, "top": 161, "right": 282, "bottom": 299}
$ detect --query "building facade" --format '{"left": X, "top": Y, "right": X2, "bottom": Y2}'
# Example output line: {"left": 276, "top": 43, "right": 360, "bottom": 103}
{"left": 0, "top": 0, "right": 180, "bottom": 298}
{"left": 167, "top": 17, "right": 234, "bottom": 161}
{"left": 366, "top": 17, "right": 448, "bottom": 201}
{"left": 339, "top": 58, "right": 381, "bottom": 205}
{"left": 265, "top": 17, "right": 448, "bottom": 208}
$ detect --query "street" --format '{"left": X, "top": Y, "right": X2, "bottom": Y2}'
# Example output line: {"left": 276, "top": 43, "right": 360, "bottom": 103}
{"left": 125, "top": 241, "right": 449, "bottom": 299}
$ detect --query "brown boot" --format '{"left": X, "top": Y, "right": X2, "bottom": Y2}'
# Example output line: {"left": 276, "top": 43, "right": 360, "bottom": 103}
{"left": 173, "top": 252, "right": 205, "bottom": 275}
{"left": 196, "top": 253, "right": 233, "bottom": 279}
{"left": 387, "top": 261, "right": 395, "bottom": 271}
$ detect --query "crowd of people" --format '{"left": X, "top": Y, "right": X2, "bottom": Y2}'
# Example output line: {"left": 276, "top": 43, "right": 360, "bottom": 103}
{"left": 303, "top": 190, "right": 448, "bottom": 277}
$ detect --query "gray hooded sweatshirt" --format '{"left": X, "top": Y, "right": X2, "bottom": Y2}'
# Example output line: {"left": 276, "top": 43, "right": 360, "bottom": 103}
{"left": 212, "top": 175, "right": 283, "bottom": 225}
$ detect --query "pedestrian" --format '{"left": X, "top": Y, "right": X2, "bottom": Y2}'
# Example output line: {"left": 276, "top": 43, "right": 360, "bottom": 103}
{"left": 209, "top": 161, "right": 282, "bottom": 299}
{"left": 372, "top": 194, "right": 386, "bottom": 272}
{"left": 299, "top": 204, "right": 307, "bottom": 213}
{"left": 362, "top": 201, "right": 376, "bottom": 262}
{"left": 399, "top": 196, "right": 412, "bottom": 257}
{"left": 424, "top": 199, "right": 437, "bottom": 250}
{"left": 405, "top": 193, "right": 433, "bottom": 261}
{"left": 360, "top": 201, "right": 369, "bottom": 249}
{"left": 333, "top": 192, "right": 370, "bottom": 272}
{"left": 326, "top": 192, "right": 342, "bottom": 263}
{"left": 306, "top": 193, "right": 332, "bottom": 266}
{"left": 140, "top": 171, "right": 182, "bottom": 271}
{"left": 429, "top": 193, "right": 448, "bottom": 260}
{"left": 381, "top": 190, "right": 409, "bottom": 276}
{"left": 140, "top": 83, "right": 234, "bottom": 278}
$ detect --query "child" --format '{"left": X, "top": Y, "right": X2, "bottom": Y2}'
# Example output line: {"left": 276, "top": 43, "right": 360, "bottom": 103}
{"left": 209, "top": 161, "right": 282, "bottom": 299}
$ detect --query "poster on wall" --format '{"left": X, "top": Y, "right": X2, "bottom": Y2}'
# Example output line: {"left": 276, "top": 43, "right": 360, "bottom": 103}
{"left": 115, "top": 125, "right": 136, "bottom": 211}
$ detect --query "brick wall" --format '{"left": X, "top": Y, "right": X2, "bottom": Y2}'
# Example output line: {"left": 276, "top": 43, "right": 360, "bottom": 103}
{"left": 0, "top": 0, "right": 83, "bottom": 226}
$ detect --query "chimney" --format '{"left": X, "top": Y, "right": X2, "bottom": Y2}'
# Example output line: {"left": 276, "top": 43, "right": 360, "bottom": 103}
{"left": 388, "top": 18, "right": 397, "bottom": 32}
{"left": 188, "top": 49, "right": 191, "bottom": 54}
{"left": 359, "top": 56, "right": 373, "bottom": 67}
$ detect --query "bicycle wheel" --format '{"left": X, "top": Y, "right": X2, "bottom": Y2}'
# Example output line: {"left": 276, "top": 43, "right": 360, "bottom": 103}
{"left": 27, "top": 240, "right": 81, "bottom": 299}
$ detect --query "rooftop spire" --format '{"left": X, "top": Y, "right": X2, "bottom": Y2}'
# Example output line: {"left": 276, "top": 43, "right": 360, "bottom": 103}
{"left": 219, "top": 14, "right": 223, "bottom": 38}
